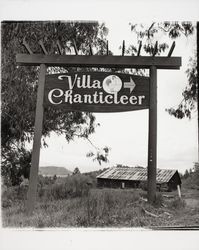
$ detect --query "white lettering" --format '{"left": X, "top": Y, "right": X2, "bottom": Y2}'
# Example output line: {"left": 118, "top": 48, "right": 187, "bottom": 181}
{"left": 58, "top": 74, "right": 77, "bottom": 90}
{"left": 58, "top": 75, "right": 67, "bottom": 80}
{"left": 104, "top": 95, "right": 113, "bottom": 104}
{"left": 120, "top": 95, "right": 128, "bottom": 104}
{"left": 64, "top": 90, "right": 73, "bottom": 104}
{"left": 87, "top": 75, "right": 91, "bottom": 88}
{"left": 92, "top": 80, "right": 101, "bottom": 89}
{"left": 48, "top": 89, "right": 63, "bottom": 104}
{"left": 82, "top": 75, "right": 86, "bottom": 88}
{"left": 129, "top": 96, "right": 138, "bottom": 104}
{"left": 73, "top": 94, "right": 83, "bottom": 103}
{"left": 138, "top": 95, "right": 145, "bottom": 105}
{"left": 93, "top": 92, "right": 99, "bottom": 103}
{"left": 84, "top": 94, "right": 92, "bottom": 104}
{"left": 77, "top": 77, "right": 81, "bottom": 88}
{"left": 113, "top": 93, "right": 120, "bottom": 104}
{"left": 99, "top": 92, "right": 105, "bottom": 104}
{"left": 48, "top": 88, "right": 146, "bottom": 108}
{"left": 58, "top": 74, "right": 103, "bottom": 90}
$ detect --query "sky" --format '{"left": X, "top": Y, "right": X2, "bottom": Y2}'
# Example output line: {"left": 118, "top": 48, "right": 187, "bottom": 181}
{"left": 37, "top": 21, "right": 198, "bottom": 174}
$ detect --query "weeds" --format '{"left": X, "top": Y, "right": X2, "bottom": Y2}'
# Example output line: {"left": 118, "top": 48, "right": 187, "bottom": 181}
{"left": 40, "top": 174, "right": 92, "bottom": 201}
{"left": 153, "top": 193, "right": 164, "bottom": 207}
{"left": 167, "top": 197, "right": 186, "bottom": 209}
{"left": 2, "top": 178, "right": 197, "bottom": 228}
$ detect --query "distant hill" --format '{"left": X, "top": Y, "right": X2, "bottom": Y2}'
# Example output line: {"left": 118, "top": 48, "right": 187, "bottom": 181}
{"left": 39, "top": 166, "right": 72, "bottom": 177}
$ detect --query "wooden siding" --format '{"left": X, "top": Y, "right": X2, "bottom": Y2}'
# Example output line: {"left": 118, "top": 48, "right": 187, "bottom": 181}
{"left": 97, "top": 167, "right": 182, "bottom": 191}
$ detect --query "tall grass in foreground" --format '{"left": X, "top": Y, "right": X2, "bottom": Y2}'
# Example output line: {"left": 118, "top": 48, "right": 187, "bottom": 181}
{"left": 2, "top": 188, "right": 147, "bottom": 227}
{"left": 2, "top": 174, "right": 189, "bottom": 228}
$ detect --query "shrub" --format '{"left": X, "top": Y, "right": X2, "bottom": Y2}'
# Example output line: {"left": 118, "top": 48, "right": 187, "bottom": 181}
{"left": 41, "top": 174, "right": 94, "bottom": 200}
{"left": 1, "top": 185, "right": 28, "bottom": 208}
{"left": 140, "top": 181, "right": 148, "bottom": 191}
{"left": 168, "top": 198, "right": 186, "bottom": 209}
{"left": 38, "top": 175, "right": 56, "bottom": 187}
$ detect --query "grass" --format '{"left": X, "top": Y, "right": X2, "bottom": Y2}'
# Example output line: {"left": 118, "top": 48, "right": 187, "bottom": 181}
{"left": 2, "top": 186, "right": 198, "bottom": 228}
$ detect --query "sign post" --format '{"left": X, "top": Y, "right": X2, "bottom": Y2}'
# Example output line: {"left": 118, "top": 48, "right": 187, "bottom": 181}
{"left": 26, "top": 64, "right": 46, "bottom": 215}
{"left": 16, "top": 49, "right": 181, "bottom": 214}
{"left": 147, "top": 66, "right": 157, "bottom": 203}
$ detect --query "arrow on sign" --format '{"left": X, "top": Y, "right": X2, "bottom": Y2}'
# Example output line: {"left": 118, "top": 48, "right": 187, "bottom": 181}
{"left": 124, "top": 77, "right": 136, "bottom": 93}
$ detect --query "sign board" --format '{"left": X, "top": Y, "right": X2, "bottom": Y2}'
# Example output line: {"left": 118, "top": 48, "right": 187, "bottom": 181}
{"left": 44, "top": 72, "right": 149, "bottom": 112}
{"left": 16, "top": 45, "right": 181, "bottom": 214}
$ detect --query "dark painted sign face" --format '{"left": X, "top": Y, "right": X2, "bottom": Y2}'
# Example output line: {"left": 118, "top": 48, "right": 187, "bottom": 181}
{"left": 44, "top": 72, "right": 149, "bottom": 112}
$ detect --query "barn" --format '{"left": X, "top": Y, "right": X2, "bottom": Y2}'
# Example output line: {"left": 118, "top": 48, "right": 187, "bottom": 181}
{"left": 96, "top": 167, "right": 181, "bottom": 192}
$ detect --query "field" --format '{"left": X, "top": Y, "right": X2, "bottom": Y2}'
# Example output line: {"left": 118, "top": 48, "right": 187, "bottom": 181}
{"left": 2, "top": 178, "right": 199, "bottom": 228}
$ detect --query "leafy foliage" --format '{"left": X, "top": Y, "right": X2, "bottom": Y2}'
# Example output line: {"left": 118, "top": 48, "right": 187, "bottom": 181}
{"left": 182, "top": 162, "right": 199, "bottom": 189}
{"left": 1, "top": 21, "right": 109, "bottom": 184}
{"left": 1, "top": 147, "right": 31, "bottom": 186}
{"left": 166, "top": 55, "right": 197, "bottom": 119}
{"left": 128, "top": 22, "right": 197, "bottom": 119}
{"left": 73, "top": 167, "right": 81, "bottom": 175}
{"left": 86, "top": 146, "right": 110, "bottom": 165}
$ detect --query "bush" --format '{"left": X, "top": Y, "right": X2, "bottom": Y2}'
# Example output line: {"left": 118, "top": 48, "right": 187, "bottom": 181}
{"left": 140, "top": 181, "right": 148, "bottom": 191}
{"left": 1, "top": 148, "right": 31, "bottom": 186}
{"left": 40, "top": 174, "right": 94, "bottom": 200}
{"left": 1, "top": 186, "right": 28, "bottom": 208}
{"left": 168, "top": 198, "right": 186, "bottom": 209}
{"left": 2, "top": 173, "right": 96, "bottom": 205}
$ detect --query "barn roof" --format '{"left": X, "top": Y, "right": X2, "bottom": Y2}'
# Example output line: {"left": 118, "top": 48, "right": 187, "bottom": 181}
{"left": 96, "top": 167, "right": 178, "bottom": 184}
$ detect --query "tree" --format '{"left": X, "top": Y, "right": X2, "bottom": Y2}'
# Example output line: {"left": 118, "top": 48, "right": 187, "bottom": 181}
{"left": 128, "top": 22, "right": 197, "bottom": 119}
{"left": 166, "top": 54, "right": 197, "bottom": 119}
{"left": 1, "top": 21, "right": 109, "bottom": 185}
{"left": 183, "top": 162, "right": 199, "bottom": 189}
{"left": 86, "top": 146, "right": 110, "bottom": 165}
{"left": 1, "top": 147, "right": 31, "bottom": 186}
{"left": 183, "top": 169, "right": 190, "bottom": 179}
{"left": 73, "top": 167, "right": 81, "bottom": 175}
{"left": 193, "top": 162, "right": 199, "bottom": 186}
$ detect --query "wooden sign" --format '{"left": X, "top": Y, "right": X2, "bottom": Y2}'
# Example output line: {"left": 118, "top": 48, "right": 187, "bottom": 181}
{"left": 44, "top": 72, "right": 149, "bottom": 112}
{"left": 16, "top": 40, "right": 182, "bottom": 214}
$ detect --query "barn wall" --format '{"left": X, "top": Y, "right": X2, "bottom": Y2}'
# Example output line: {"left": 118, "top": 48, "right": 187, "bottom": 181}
{"left": 97, "top": 171, "right": 182, "bottom": 192}
{"left": 168, "top": 172, "right": 182, "bottom": 191}
{"left": 97, "top": 178, "right": 140, "bottom": 189}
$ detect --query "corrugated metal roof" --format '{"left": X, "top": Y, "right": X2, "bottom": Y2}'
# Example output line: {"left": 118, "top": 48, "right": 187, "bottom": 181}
{"left": 96, "top": 167, "right": 177, "bottom": 184}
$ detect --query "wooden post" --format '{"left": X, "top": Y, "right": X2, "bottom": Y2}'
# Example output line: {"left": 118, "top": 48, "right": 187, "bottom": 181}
{"left": 26, "top": 64, "right": 46, "bottom": 215}
{"left": 197, "top": 23, "right": 199, "bottom": 162}
{"left": 177, "top": 185, "right": 181, "bottom": 199}
{"left": 147, "top": 65, "right": 157, "bottom": 203}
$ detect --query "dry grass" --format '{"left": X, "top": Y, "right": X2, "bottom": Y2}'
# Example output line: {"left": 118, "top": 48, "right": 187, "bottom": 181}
{"left": 2, "top": 186, "right": 198, "bottom": 228}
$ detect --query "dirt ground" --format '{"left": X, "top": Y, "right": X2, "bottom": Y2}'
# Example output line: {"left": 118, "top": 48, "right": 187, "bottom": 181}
{"left": 185, "top": 198, "right": 199, "bottom": 208}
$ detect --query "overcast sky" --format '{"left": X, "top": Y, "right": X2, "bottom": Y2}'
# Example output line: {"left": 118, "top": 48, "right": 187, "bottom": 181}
{"left": 37, "top": 21, "right": 198, "bottom": 174}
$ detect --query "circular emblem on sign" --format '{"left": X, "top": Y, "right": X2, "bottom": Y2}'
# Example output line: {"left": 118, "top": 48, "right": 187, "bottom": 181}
{"left": 102, "top": 75, "right": 122, "bottom": 94}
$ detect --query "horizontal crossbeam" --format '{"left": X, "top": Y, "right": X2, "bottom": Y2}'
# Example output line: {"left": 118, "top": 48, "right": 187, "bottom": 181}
{"left": 16, "top": 54, "right": 181, "bottom": 69}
